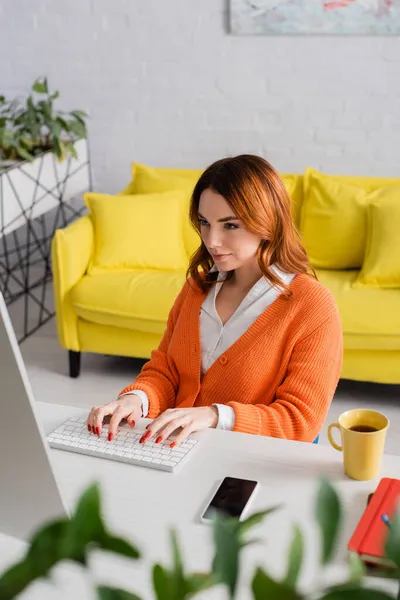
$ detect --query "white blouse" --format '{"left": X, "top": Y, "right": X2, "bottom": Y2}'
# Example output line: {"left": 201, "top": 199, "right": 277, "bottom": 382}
{"left": 122, "top": 264, "right": 296, "bottom": 430}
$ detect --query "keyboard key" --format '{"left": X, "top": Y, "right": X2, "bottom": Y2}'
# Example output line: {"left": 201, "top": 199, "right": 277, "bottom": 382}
{"left": 171, "top": 449, "right": 185, "bottom": 457}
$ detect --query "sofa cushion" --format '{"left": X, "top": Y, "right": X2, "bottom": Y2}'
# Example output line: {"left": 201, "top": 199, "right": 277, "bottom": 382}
{"left": 84, "top": 191, "right": 188, "bottom": 273}
{"left": 353, "top": 185, "right": 400, "bottom": 289}
{"left": 120, "top": 163, "right": 202, "bottom": 259}
{"left": 301, "top": 169, "right": 400, "bottom": 271}
{"left": 316, "top": 269, "right": 400, "bottom": 350}
{"left": 70, "top": 270, "right": 187, "bottom": 334}
{"left": 301, "top": 168, "right": 369, "bottom": 269}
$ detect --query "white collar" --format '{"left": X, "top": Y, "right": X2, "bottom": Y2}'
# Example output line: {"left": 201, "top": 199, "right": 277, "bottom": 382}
{"left": 209, "top": 263, "right": 293, "bottom": 292}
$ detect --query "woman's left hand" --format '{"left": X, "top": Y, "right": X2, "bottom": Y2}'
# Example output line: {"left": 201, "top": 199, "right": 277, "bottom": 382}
{"left": 140, "top": 406, "right": 219, "bottom": 447}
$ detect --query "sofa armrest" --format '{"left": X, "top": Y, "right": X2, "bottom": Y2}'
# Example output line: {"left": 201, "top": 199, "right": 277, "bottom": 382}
{"left": 51, "top": 215, "right": 94, "bottom": 351}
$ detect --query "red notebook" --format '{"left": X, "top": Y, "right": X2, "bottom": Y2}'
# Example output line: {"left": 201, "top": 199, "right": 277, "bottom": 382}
{"left": 348, "top": 477, "right": 400, "bottom": 568}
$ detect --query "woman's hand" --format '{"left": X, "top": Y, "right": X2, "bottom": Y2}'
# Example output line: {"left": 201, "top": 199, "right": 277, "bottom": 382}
{"left": 140, "top": 406, "right": 219, "bottom": 447}
{"left": 87, "top": 394, "right": 142, "bottom": 441}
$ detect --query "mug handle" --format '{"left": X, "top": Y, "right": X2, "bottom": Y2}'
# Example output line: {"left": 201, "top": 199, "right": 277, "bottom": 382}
{"left": 327, "top": 423, "right": 342, "bottom": 452}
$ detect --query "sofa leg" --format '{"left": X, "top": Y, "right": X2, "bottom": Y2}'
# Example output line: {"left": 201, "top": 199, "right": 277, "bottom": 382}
{"left": 69, "top": 351, "right": 81, "bottom": 378}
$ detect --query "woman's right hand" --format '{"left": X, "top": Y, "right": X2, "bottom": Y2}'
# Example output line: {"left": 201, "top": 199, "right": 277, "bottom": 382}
{"left": 87, "top": 394, "right": 143, "bottom": 441}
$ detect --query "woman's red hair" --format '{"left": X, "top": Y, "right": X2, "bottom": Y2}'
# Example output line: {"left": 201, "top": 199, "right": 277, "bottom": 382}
{"left": 187, "top": 154, "right": 316, "bottom": 297}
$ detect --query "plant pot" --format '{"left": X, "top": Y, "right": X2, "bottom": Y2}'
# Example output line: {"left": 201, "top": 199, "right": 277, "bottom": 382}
{"left": 0, "top": 138, "right": 91, "bottom": 237}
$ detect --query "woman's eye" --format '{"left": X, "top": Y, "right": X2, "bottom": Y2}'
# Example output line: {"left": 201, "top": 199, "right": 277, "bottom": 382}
{"left": 198, "top": 219, "right": 238, "bottom": 230}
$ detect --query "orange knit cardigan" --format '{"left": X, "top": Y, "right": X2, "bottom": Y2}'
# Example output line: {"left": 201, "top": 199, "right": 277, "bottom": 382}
{"left": 120, "top": 273, "right": 343, "bottom": 442}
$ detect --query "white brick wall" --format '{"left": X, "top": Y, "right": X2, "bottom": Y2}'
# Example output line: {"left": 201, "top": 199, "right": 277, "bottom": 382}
{"left": 1, "top": 0, "right": 399, "bottom": 192}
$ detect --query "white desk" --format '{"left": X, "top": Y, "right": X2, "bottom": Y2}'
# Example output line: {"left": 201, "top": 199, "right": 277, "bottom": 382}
{"left": 1, "top": 402, "right": 399, "bottom": 599}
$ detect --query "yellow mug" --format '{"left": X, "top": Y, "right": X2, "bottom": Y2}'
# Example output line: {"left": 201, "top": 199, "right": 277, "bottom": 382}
{"left": 327, "top": 409, "right": 389, "bottom": 481}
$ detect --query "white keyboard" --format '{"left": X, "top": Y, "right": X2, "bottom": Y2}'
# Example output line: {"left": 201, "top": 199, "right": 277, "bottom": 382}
{"left": 47, "top": 417, "right": 198, "bottom": 473}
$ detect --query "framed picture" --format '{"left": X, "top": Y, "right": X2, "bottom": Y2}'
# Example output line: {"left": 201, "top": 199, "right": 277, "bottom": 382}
{"left": 230, "top": 0, "right": 400, "bottom": 35}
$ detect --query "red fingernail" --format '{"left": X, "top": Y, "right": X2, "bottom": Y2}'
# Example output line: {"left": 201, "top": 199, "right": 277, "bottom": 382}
{"left": 130, "top": 420, "right": 136, "bottom": 428}
{"left": 156, "top": 436, "right": 162, "bottom": 444}
{"left": 88, "top": 425, "right": 91, "bottom": 432}
{"left": 140, "top": 431, "right": 151, "bottom": 444}
{"left": 97, "top": 427, "right": 101, "bottom": 436}
{"left": 170, "top": 442, "right": 176, "bottom": 449}
{"left": 108, "top": 433, "right": 113, "bottom": 442}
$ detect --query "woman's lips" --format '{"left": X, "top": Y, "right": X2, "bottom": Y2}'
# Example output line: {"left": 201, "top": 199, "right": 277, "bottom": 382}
{"left": 212, "top": 253, "right": 231, "bottom": 260}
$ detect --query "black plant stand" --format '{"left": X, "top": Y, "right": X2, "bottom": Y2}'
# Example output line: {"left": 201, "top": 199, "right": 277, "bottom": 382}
{"left": 0, "top": 143, "right": 92, "bottom": 343}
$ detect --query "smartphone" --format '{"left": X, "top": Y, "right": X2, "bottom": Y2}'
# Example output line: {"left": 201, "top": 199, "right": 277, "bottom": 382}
{"left": 200, "top": 476, "right": 259, "bottom": 523}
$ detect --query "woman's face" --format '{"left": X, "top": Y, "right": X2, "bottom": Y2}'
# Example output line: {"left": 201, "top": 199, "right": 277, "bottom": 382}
{"left": 198, "top": 188, "right": 262, "bottom": 271}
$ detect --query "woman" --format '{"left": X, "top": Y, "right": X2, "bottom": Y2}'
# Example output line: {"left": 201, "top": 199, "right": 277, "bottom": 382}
{"left": 87, "top": 155, "right": 343, "bottom": 447}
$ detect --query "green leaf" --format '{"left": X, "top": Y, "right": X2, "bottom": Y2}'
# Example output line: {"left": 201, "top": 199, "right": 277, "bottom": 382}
{"left": 152, "top": 564, "right": 172, "bottom": 600}
{"left": 32, "top": 77, "right": 48, "bottom": 94}
{"left": 71, "top": 109, "right": 88, "bottom": 124}
{"left": 56, "top": 115, "right": 69, "bottom": 130}
{"left": 97, "top": 585, "right": 142, "bottom": 600}
{"left": 2, "top": 129, "right": 14, "bottom": 144}
{"left": 65, "top": 141, "right": 78, "bottom": 159}
{"left": 0, "top": 557, "right": 34, "bottom": 600}
{"left": 315, "top": 478, "right": 342, "bottom": 565}
{"left": 284, "top": 524, "right": 304, "bottom": 588}
{"left": 170, "top": 529, "right": 185, "bottom": 591}
{"left": 385, "top": 507, "right": 400, "bottom": 568}
{"left": 238, "top": 506, "right": 281, "bottom": 535}
{"left": 99, "top": 533, "right": 140, "bottom": 560}
{"left": 211, "top": 506, "right": 281, "bottom": 598}
{"left": 212, "top": 516, "right": 241, "bottom": 598}
{"left": 50, "top": 90, "right": 60, "bottom": 101}
{"left": 0, "top": 520, "right": 74, "bottom": 599}
{"left": 68, "top": 118, "right": 87, "bottom": 139}
{"left": 26, "top": 97, "right": 41, "bottom": 139}
{"left": 52, "top": 136, "right": 63, "bottom": 159}
{"left": 252, "top": 568, "right": 303, "bottom": 600}
{"left": 50, "top": 121, "right": 62, "bottom": 138}
{"left": 348, "top": 552, "right": 366, "bottom": 583}
{"left": 150, "top": 532, "right": 214, "bottom": 599}
{"left": 318, "top": 587, "right": 395, "bottom": 600}
{"left": 38, "top": 99, "right": 52, "bottom": 122}
{"left": 27, "top": 520, "right": 71, "bottom": 571}
{"left": 71, "top": 109, "right": 88, "bottom": 118}
{"left": 57, "top": 483, "right": 104, "bottom": 562}
{"left": 74, "top": 483, "right": 104, "bottom": 538}
{"left": 185, "top": 572, "right": 217, "bottom": 595}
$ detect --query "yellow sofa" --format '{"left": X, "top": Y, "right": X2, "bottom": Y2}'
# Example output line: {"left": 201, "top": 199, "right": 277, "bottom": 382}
{"left": 52, "top": 166, "right": 400, "bottom": 384}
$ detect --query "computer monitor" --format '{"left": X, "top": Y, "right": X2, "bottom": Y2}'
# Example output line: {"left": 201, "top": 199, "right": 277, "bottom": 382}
{"left": 0, "top": 292, "right": 69, "bottom": 540}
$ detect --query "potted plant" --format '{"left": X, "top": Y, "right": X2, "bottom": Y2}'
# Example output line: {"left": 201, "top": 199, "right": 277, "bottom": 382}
{"left": 0, "top": 478, "right": 398, "bottom": 599}
{"left": 0, "top": 77, "right": 91, "bottom": 341}
{"left": 0, "top": 77, "right": 88, "bottom": 166}
{"left": 0, "top": 77, "right": 91, "bottom": 235}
